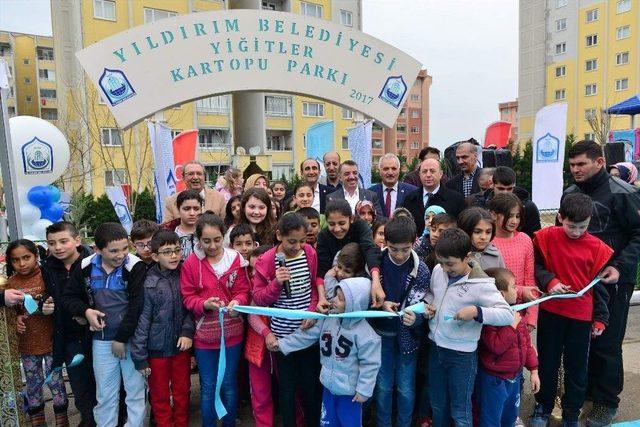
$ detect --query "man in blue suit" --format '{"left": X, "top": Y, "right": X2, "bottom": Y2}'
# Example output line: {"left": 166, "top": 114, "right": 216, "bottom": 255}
{"left": 369, "top": 153, "right": 417, "bottom": 218}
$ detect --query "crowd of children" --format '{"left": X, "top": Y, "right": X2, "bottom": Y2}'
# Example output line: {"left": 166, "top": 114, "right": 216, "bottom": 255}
{"left": 2, "top": 151, "right": 630, "bottom": 427}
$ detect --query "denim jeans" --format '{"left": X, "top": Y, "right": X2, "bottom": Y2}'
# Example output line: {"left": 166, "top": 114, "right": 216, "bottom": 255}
{"left": 195, "top": 344, "right": 242, "bottom": 427}
{"left": 373, "top": 336, "right": 418, "bottom": 427}
{"left": 92, "top": 340, "right": 145, "bottom": 427}
{"left": 475, "top": 368, "right": 522, "bottom": 427}
{"left": 428, "top": 344, "right": 478, "bottom": 427}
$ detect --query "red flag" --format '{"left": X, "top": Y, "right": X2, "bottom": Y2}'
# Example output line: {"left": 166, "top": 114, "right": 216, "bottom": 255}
{"left": 120, "top": 184, "right": 132, "bottom": 204}
{"left": 172, "top": 130, "right": 198, "bottom": 192}
{"left": 484, "top": 121, "right": 512, "bottom": 148}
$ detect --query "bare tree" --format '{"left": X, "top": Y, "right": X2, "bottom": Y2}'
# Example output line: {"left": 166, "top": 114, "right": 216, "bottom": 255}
{"left": 587, "top": 108, "right": 611, "bottom": 145}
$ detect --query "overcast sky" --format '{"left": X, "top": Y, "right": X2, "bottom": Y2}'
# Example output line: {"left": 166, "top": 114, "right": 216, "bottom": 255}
{"left": 0, "top": 0, "right": 518, "bottom": 150}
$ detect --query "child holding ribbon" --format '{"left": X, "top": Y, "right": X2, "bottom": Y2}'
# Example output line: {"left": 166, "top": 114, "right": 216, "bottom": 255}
{"left": 6, "top": 239, "right": 68, "bottom": 426}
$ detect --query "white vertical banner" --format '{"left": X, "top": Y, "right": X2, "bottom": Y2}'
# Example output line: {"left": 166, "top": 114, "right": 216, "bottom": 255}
{"left": 148, "top": 121, "right": 177, "bottom": 223}
{"left": 532, "top": 103, "right": 568, "bottom": 210}
{"left": 348, "top": 120, "right": 373, "bottom": 188}
{"left": 106, "top": 186, "right": 134, "bottom": 233}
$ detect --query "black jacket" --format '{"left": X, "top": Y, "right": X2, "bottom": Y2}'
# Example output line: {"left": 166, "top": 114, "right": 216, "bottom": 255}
{"left": 401, "top": 186, "right": 466, "bottom": 236}
{"left": 61, "top": 253, "right": 146, "bottom": 344}
{"left": 466, "top": 187, "right": 542, "bottom": 238}
{"left": 41, "top": 245, "right": 94, "bottom": 366}
{"left": 131, "top": 264, "right": 194, "bottom": 370}
{"left": 316, "top": 218, "right": 382, "bottom": 278}
{"left": 445, "top": 168, "right": 482, "bottom": 197}
{"left": 563, "top": 168, "right": 640, "bottom": 285}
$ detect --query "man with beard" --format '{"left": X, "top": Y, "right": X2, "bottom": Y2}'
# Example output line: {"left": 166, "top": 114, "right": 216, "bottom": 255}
{"left": 322, "top": 151, "right": 342, "bottom": 189}
{"left": 446, "top": 142, "right": 482, "bottom": 198}
{"left": 163, "top": 161, "right": 225, "bottom": 222}
{"left": 326, "top": 160, "right": 383, "bottom": 217}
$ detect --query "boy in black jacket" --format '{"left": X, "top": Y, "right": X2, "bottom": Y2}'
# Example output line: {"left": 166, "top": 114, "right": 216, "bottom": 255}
{"left": 61, "top": 222, "right": 147, "bottom": 427}
{"left": 43, "top": 221, "right": 96, "bottom": 426}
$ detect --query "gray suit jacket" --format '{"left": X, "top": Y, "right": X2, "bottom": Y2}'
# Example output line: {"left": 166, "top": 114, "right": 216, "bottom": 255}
{"left": 326, "top": 187, "right": 384, "bottom": 218}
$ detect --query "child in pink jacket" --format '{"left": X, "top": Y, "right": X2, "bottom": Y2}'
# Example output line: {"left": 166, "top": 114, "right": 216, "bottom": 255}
{"left": 180, "top": 213, "right": 250, "bottom": 427}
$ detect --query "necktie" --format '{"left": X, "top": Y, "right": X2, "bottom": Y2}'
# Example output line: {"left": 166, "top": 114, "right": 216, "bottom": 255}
{"left": 385, "top": 188, "right": 393, "bottom": 217}
{"left": 424, "top": 192, "right": 432, "bottom": 207}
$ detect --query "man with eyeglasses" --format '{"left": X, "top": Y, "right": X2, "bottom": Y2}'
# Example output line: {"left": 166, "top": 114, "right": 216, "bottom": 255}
{"left": 162, "top": 161, "right": 225, "bottom": 222}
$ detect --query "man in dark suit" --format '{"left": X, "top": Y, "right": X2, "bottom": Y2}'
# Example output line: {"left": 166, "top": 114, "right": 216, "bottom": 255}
{"left": 285, "top": 158, "right": 334, "bottom": 214}
{"left": 369, "top": 153, "right": 417, "bottom": 218}
{"left": 327, "top": 160, "right": 384, "bottom": 217}
{"left": 401, "top": 158, "right": 466, "bottom": 236}
{"left": 446, "top": 142, "right": 482, "bottom": 197}
{"left": 403, "top": 146, "right": 442, "bottom": 188}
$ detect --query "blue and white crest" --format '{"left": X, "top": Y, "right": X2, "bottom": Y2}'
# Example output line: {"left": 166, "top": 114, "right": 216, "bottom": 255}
{"left": 536, "top": 133, "right": 560, "bottom": 163}
{"left": 113, "top": 202, "right": 132, "bottom": 225}
{"left": 378, "top": 75, "right": 407, "bottom": 108}
{"left": 21, "top": 137, "right": 53, "bottom": 175}
{"left": 166, "top": 169, "right": 177, "bottom": 194}
{"left": 99, "top": 68, "right": 136, "bottom": 106}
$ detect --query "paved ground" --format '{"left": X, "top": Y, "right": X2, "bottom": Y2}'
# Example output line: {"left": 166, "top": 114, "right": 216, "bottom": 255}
{"left": 44, "top": 305, "right": 640, "bottom": 426}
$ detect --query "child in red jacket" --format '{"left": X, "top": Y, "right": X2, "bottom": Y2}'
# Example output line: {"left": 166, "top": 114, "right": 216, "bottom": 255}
{"left": 180, "top": 213, "right": 251, "bottom": 427}
{"left": 252, "top": 212, "right": 321, "bottom": 427}
{"left": 476, "top": 267, "right": 540, "bottom": 427}
{"left": 530, "top": 193, "right": 613, "bottom": 427}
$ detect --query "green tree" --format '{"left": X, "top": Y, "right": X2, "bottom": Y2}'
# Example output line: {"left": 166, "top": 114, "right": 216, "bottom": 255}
{"left": 133, "top": 188, "right": 157, "bottom": 222}
{"left": 87, "top": 193, "right": 119, "bottom": 232}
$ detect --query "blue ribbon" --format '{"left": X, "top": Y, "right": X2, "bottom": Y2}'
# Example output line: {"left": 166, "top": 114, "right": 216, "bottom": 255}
{"left": 510, "top": 278, "right": 601, "bottom": 312}
{"left": 44, "top": 354, "right": 84, "bottom": 384}
{"left": 211, "top": 302, "right": 425, "bottom": 419}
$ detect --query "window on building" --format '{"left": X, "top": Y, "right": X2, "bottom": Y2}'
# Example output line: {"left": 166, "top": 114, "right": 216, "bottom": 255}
{"left": 411, "top": 126, "right": 420, "bottom": 134}
{"left": 372, "top": 139, "right": 383, "bottom": 149}
{"left": 41, "top": 108, "right": 58, "bottom": 120}
{"left": 0, "top": 44, "right": 11, "bottom": 56}
{"left": 396, "top": 140, "right": 404, "bottom": 150}
{"left": 616, "top": 52, "right": 629, "bottom": 65}
{"left": 40, "top": 89, "right": 56, "bottom": 99}
{"left": 396, "top": 124, "right": 406, "bottom": 133}
{"left": 585, "top": 108, "right": 597, "bottom": 120}
{"left": 36, "top": 47, "right": 54, "bottom": 61}
{"left": 340, "top": 10, "right": 353, "bottom": 27}
{"left": 411, "top": 110, "right": 420, "bottom": 119}
{"left": 342, "top": 108, "right": 353, "bottom": 119}
{"left": 104, "top": 169, "right": 127, "bottom": 187}
{"left": 9, "top": 87, "right": 14, "bottom": 98}
{"left": 372, "top": 122, "right": 383, "bottom": 132}
{"left": 410, "top": 94, "right": 420, "bottom": 101}
{"left": 300, "top": 1, "right": 323, "bottom": 18}
{"left": 272, "top": 165, "right": 293, "bottom": 180}
{"left": 144, "top": 8, "right": 177, "bottom": 23}
{"left": 8, "top": 107, "right": 16, "bottom": 117}
{"left": 617, "top": 0, "right": 631, "bottom": 13}
{"left": 38, "top": 69, "right": 55, "bottom": 81}
{"left": 25, "top": 96, "right": 33, "bottom": 103}
{"left": 586, "top": 34, "right": 598, "bottom": 47}
{"left": 24, "top": 77, "right": 31, "bottom": 85}
{"left": 199, "top": 129, "right": 230, "bottom": 149}
{"left": 556, "top": 0, "right": 567, "bottom": 7}
{"left": 412, "top": 141, "right": 420, "bottom": 149}
{"left": 556, "top": 18, "right": 567, "bottom": 31}
{"left": 94, "top": 0, "right": 116, "bottom": 20}
{"left": 171, "top": 129, "right": 182, "bottom": 139}
{"left": 340, "top": 136, "right": 348, "bottom": 150}
{"left": 586, "top": 9, "right": 599, "bottom": 22}
{"left": 555, "top": 42, "right": 566, "bottom": 54}
{"left": 399, "top": 108, "right": 406, "bottom": 118}
{"left": 585, "top": 84, "right": 597, "bottom": 96}
{"left": 555, "top": 89, "right": 566, "bottom": 100}
{"left": 615, "top": 78, "right": 629, "bottom": 91}
{"left": 262, "top": 1, "right": 277, "bottom": 11}
{"left": 302, "top": 102, "right": 324, "bottom": 117}
{"left": 585, "top": 59, "right": 598, "bottom": 71}
{"left": 555, "top": 66, "right": 566, "bottom": 77}
{"left": 196, "top": 95, "right": 229, "bottom": 113}
{"left": 617, "top": 25, "right": 631, "bottom": 40}
{"left": 584, "top": 133, "right": 596, "bottom": 141}
{"left": 265, "top": 96, "right": 292, "bottom": 116}
{"left": 101, "top": 128, "right": 122, "bottom": 146}
{"left": 267, "top": 134, "right": 292, "bottom": 151}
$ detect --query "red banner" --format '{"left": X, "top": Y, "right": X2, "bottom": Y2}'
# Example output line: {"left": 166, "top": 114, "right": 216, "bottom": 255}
{"left": 172, "top": 130, "right": 198, "bottom": 192}
{"left": 484, "top": 121, "right": 512, "bottom": 149}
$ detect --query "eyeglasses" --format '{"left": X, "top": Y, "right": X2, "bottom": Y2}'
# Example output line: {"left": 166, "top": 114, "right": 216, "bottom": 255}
{"left": 133, "top": 242, "right": 151, "bottom": 250}
{"left": 157, "top": 248, "right": 182, "bottom": 257}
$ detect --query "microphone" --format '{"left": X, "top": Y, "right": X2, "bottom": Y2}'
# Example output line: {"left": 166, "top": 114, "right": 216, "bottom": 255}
{"left": 276, "top": 252, "right": 291, "bottom": 298}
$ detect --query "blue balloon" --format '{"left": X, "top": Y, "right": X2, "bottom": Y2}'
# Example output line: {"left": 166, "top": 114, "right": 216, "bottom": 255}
{"left": 27, "top": 185, "right": 53, "bottom": 208}
{"left": 48, "top": 185, "right": 62, "bottom": 204}
{"left": 40, "top": 203, "right": 64, "bottom": 222}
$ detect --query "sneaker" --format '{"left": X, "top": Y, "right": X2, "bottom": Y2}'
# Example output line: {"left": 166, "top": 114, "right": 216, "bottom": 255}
{"left": 515, "top": 416, "right": 526, "bottom": 427}
{"left": 530, "top": 403, "right": 550, "bottom": 427}
{"left": 586, "top": 404, "right": 618, "bottom": 427}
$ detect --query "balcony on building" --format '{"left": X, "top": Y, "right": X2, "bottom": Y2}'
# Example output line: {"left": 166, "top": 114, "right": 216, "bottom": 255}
{"left": 265, "top": 95, "right": 293, "bottom": 130}
{"left": 198, "top": 128, "right": 231, "bottom": 151}
{"left": 261, "top": 0, "right": 290, "bottom": 11}
{"left": 39, "top": 88, "right": 57, "bottom": 108}
{"left": 36, "top": 46, "right": 55, "bottom": 69}
{"left": 196, "top": 95, "right": 229, "bottom": 115}
{"left": 266, "top": 130, "right": 293, "bottom": 152}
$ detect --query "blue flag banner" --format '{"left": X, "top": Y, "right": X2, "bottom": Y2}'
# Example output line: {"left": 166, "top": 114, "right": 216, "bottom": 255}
{"left": 348, "top": 120, "right": 373, "bottom": 188}
{"left": 306, "top": 121, "right": 335, "bottom": 175}
{"left": 106, "top": 186, "right": 134, "bottom": 233}
{"left": 148, "top": 121, "right": 177, "bottom": 223}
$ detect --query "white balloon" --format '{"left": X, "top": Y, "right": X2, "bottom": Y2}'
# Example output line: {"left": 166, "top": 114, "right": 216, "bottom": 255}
{"left": 30, "top": 219, "right": 53, "bottom": 240}
{"left": 8, "top": 116, "right": 70, "bottom": 187}
{"left": 19, "top": 204, "right": 41, "bottom": 225}
{"left": 23, "top": 234, "right": 41, "bottom": 242}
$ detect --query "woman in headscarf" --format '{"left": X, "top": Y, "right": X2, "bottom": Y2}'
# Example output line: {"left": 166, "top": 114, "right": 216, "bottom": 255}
{"left": 608, "top": 162, "right": 639, "bottom": 186}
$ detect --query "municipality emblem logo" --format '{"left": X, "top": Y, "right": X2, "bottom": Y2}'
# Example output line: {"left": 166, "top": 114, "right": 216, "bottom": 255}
{"left": 379, "top": 75, "right": 407, "bottom": 108}
{"left": 99, "top": 68, "right": 136, "bottom": 106}
{"left": 536, "top": 133, "right": 560, "bottom": 163}
{"left": 166, "top": 169, "right": 177, "bottom": 194}
{"left": 114, "top": 202, "right": 132, "bottom": 225}
{"left": 21, "top": 137, "right": 53, "bottom": 175}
